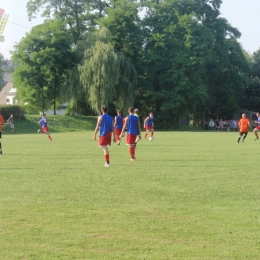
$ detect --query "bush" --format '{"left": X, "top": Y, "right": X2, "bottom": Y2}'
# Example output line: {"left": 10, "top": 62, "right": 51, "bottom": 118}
{"left": 0, "top": 105, "right": 26, "bottom": 120}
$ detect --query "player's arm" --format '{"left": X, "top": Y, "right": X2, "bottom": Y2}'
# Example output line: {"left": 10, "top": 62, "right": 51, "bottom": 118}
{"left": 120, "top": 117, "right": 128, "bottom": 138}
{"left": 93, "top": 116, "right": 102, "bottom": 140}
{"left": 138, "top": 119, "right": 142, "bottom": 139}
{"left": 114, "top": 116, "right": 117, "bottom": 127}
{"left": 112, "top": 119, "right": 116, "bottom": 142}
{"left": 144, "top": 117, "right": 148, "bottom": 128}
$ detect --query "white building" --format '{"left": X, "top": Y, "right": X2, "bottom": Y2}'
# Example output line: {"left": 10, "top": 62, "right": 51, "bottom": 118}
{"left": 0, "top": 73, "right": 17, "bottom": 105}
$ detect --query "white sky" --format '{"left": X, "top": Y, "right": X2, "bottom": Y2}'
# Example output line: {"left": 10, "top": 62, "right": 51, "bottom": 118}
{"left": 0, "top": 0, "right": 260, "bottom": 59}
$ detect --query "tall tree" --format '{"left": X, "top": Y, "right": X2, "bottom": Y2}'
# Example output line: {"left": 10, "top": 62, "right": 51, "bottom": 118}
{"left": 12, "top": 19, "right": 74, "bottom": 113}
{"left": 26, "top": 0, "right": 108, "bottom": 42}
{"left": 78, "top": 28, "right": 137, "bottom": 113}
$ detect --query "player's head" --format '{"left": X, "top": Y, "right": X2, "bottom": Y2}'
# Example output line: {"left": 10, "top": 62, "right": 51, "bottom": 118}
{"left": 101, "top": 105, "right": 108, "bottom": 113}
{"left": 149, "top": 112, "right": 153, "bottom": 117}
{"left": 134, "top": 109, "right": 139, "bottom": 114}
{"left": 42, "top": 113, "right": 46, "bottom": 117}
{"left": 128, "top": 107, "right": 134, "bottom": 113}
{"left": 257, "top": 112, "right": 260, "bottom": 117}
{"left": 117, "top": 110, "right": 122, "bottom": 115}
{"left": 242, "top": 113, "right": 246, "bottom": 118}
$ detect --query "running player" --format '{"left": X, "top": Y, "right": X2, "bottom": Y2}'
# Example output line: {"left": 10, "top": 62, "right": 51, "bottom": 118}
{"left": 38, "top": 113, "right": 53, "bottom": 141}
{"left": 93, "top": 105, "right": 116, "bottom": 166}
{"left": 238, "top": 114, "right": 250, "bottom": 143}
{"left": 144, "top": 112, "right": 154, "bottom": 139}
{"left": 119, "top": 107, "right": 141, "bottom": 161}
{"left": 114, "top": 110, "right": 124, "bottom": 145}
{"left": 253, "top": 112, "right": 260, "bottom": 140}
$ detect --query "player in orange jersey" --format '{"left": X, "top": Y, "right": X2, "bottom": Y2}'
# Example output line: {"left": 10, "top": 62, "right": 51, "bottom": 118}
{"left": 238, "top": 113, "right": 250, "bottom": 143}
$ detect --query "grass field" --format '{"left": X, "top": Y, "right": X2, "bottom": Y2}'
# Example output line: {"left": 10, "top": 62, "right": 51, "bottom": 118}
{"left": 1, "top": 128, "right": 260, "bottom": 259}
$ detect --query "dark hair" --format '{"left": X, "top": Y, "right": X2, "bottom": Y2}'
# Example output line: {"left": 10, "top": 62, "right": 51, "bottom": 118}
{"left": 101, "top": 105, "right": 108, "bottom": 113}
{"left": 128, "top": 107, "right": 134, "bottom": 113}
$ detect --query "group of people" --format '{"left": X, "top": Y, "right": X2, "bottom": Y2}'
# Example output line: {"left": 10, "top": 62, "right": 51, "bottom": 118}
{"left": 237, "top": 113, "right": 260, "bottom": 143}
{"left": 93, "top": 106, "right": 155, "bottom": 166}
{"left": 207, "top": 119, "right": 238, "bottom": 131}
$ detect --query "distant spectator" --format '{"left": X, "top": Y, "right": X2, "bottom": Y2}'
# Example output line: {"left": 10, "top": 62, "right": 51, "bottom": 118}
{"left": 232, "top": 120, "right": 237, "bottom": 131}
{"left": 208, "top": 119, "right": 215, "bottom": 131}
{"left": 7, "top": 114, "right": 14, "bottom": 134}
{"left": 219, "top": 119, "right": 224, "bottom": 131}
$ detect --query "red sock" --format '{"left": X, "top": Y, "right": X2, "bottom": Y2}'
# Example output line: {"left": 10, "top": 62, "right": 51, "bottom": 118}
{"left": 104, "top": 154, "right": 109, "bottom": 163}
{"left": 129, "top": 146, "right": 135, "bottom": 157}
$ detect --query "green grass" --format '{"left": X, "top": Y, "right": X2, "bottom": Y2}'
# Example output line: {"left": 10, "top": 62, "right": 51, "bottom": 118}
{"left": 4, "top": 115, "right": 97, "bottom": 134}
{"left": 1, "top": 130, "right": 260, "bottom": 259}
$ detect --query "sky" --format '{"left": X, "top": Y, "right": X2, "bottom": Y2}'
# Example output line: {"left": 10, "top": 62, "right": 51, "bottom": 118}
{"left": 1, "top": 0, "right": 260, "bottom": 59}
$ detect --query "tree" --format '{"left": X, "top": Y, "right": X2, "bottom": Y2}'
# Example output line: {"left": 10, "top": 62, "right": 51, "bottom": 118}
{"left": 78, "top": 28, "right": 137, "bottom": 113}
{"left": 0, "top": 53, "right": 7, "bottom": 91}
{"left": 26, "top": 0, "right": 108, "bottom": 42}
{"left": 12, "top": 19, "right": 74, "bottom": 113}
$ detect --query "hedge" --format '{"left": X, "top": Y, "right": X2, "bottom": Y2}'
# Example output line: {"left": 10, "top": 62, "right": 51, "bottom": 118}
{"left": 0, "top": 105, "right": 26, "bottom": 120}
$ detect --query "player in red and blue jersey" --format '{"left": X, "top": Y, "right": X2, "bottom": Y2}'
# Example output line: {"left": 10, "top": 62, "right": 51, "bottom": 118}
{"left": 38, "top": 113, "right": 53, "bottom": 141}
{"left": 253, "top": 112, "right": 260, "bottom": 140}
{"left": 144, "top": 112, "right": 154, "bottom": 139}
{"left": 114, "top": 110, "right": 124, "bottom": 145}
{"left": 93, "top": 105, "right": 116, "bottom": 166}
{"left": 119, "top": 107, "right": 141, "bottom": 161}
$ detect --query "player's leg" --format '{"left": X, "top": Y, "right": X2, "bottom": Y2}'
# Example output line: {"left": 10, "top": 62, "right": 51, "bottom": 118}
{"left": 242, "top": 132, "right": 248, "bottom": 142}
{"left": 238, "top": 132, "right": 242, "bottom": 143}
{"left": 115, "top": 129, "right": 121, "bottom": 145}
{"left": 253, "top": 127, "right": 259, "bottom": 140}
{"left": 150, "top": 129, "right": 154, "bottom": 138}
{"left": 144, "top": 130, "right": 148, "bottom": 139}
{"left": 102, "top": 146, "right": 110, "bottom": 166}
{"left": 127, "top": 134, "right": 136, "bottom": 160}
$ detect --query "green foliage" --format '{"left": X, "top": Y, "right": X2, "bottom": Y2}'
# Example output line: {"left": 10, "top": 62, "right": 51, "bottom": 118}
{"left": 0, "top": 105, "right": 25, "bottom": 120}
{"left": 78, "top": 28, "right": 137, "bottom": 113}
{"left": 12, "top": 20, "right": 74, "bottom": 114}
{"left": 0, "top": 53, "right": 7, "bottom": 90}
{"left": 14, "top": 0, "right": 253, "bottom": 126}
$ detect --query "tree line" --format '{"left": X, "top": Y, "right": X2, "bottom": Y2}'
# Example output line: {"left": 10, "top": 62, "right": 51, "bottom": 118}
{"left": 6, "top": 0, "right": 260, "bottom": 128}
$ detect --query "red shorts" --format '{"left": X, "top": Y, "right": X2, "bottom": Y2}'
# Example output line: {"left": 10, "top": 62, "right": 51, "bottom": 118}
{"left": 145, "top": 125, "right": 154, "bottom": 131}
{"left": 115, "top": 129, "right": 122, "bottom": 136}
{"left": 256, "top": 126, "right": 260, "bottom": 130}
{"left": 99, "top": 132, "right": 112, "bottom": 146}
{"left": 42, "top": 126, "right": 49, "bottom": 133}
{"left": 127, "top": 134, "right": 137, "bottom": 145}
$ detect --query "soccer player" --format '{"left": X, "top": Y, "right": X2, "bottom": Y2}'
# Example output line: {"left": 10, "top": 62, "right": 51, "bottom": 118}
{"left": 38, "top": 113, "right": 53, "bottom": 141}
{"left": 93, "top": 105, "right": 116, "bottom": 167}
{"left": 144, "top": 112, "right": 154, "bottom": 139}
{"left": 253, "top": 112, "right": 260, "bottom": 140}
{"left": 114, "top": 110, "right": 124, "bottom": 145}
{"left": 119, "top": 107, "right": 141, "bottom": 161}
{"left": 238, "top": 114, "right": 250, "bottom": 143}
{"left": 134, "top": 108, "right": 139, "bottom": 117}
